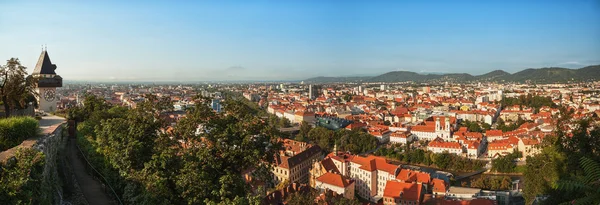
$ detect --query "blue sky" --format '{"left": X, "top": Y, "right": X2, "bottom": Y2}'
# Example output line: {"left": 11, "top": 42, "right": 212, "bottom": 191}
{"left": 1, "top": 0, "right": 599, "bottom": 81}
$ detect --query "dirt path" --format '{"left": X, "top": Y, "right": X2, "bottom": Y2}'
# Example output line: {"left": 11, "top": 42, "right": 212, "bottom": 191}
{"left": 67, "top": 139, "right": 114, "bottom": 205}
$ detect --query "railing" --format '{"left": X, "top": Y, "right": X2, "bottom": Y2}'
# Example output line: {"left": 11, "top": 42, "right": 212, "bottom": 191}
{"left": 73, "top": 139, "right": 123, "bottom": 205}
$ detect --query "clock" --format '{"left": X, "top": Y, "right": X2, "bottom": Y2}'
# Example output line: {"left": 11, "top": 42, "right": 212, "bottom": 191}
{"left": 44, "top": 90, "right": 55, "bottom": 101}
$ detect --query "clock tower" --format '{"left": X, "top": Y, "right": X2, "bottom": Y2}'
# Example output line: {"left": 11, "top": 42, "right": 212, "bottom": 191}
{"left": 30, "top": 49, "right": 62, "bottom": 113}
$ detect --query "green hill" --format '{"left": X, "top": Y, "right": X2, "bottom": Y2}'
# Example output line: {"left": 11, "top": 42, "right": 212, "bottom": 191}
{"left": 476, "top": 70, "right": 510, "bottom": 81}
{"left": 304, "top": 65, "right": 600, "bottom": 83}
{"left": 303, "top": 76, "right": 370, "bottom": 83}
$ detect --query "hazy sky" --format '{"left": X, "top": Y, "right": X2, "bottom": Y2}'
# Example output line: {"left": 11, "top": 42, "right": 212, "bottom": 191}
{"left": 1, "top": 0, "right": 599, "bottom": 81}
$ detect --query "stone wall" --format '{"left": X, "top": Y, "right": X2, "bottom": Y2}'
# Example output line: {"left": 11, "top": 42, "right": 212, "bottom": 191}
{"left": 33, "top": 123, "right": 68, "bottom": 204}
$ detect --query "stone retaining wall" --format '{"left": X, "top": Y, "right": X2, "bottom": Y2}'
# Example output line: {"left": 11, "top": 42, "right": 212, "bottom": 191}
{"left": 34, "top": 123, "right": 68, "bottom": 204}
{"left": 0, "top": 121, "right": 68, "bottom": 204}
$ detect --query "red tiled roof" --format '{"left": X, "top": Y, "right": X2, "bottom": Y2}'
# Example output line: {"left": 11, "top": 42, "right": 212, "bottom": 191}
{"left": 316, "top": 172, "right": 354, "bottom": 188}
{"left": 383, "top": 181, "right": 423, "bottom": 202}
{"left": 428, "top": 140, "right": 461, "bottom": 149}
{"left": 487, "top": 142, "right": 512, "bottom": 151}
{"left": 431, "top": 178, "right": 447, "bottom": 193}
{"left": 396, "top": 169, "right": 430, "bottom": 184}
{"left": 350, "top": 155, "right": 398, "bottom": 174}
{"left": 485, "top": 129, "right": 503, "bottom": 136}
{"left": 321, "top": 158, "right": 340, "bottom": 174}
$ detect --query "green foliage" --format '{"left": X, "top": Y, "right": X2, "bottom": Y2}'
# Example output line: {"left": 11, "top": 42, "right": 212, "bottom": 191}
{"left": 0, "top": 58, "right": 37, "bottom": 117}
{"left": 0, "top": 148, "right": 46, "bottom": 204}
{"left": 342, "top": 94, "right": 352, "bottom": 102}
{"left": 375, "top": 146, "right": 484, "bottom": 172}
{"left": 491, "top": 150, "right": 522, "bottom": 173}
{"left": 286, "top": 191, "right": 317, "bottom": 205}
{"left": 434, "top": 152, "right": 452, "bottom": 170}
{"left": 521, "top": 112, "right": 600, "bottom": 204}
{"left": 300, "top": 125, "right": 377, "bottom": 154}
{"left": 461, "top": 121, "right": 491, "bottom": 132}
{"left": 72, "top": 93, "right": 281, "bottom": 204}
{"left": 501, "top": 94, "right": 555, "bottom": 110}
{"left": 0, "top": 116, "right": 39, "bottom": 151}
{"left": 552, "top": 157, "right": 600, "bottom": 205}
{"left": 496, "top": 117, "right": 527, "bottom": 132}
{"left": 279, "top": 117, "right": 291, "bottom": 128}
{"left": 523, "top": 141, "right": 567, "bottom": 205}
{"left": 296, "top": 122, "right": 312, "bottom": 142}
{"left": 470, "top": 176, "right": 513, "bottom": 190}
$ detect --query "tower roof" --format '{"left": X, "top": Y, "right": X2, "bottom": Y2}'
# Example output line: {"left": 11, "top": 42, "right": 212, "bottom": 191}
{"left": 32, "top": 50, "right": 57, "bottom": 75}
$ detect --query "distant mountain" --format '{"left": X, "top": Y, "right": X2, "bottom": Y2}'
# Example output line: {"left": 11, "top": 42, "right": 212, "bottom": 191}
{"left": 476, "top": 70, "right": 510, "bottom": 81}
{"left": 501, "top": 65, "right": 600, "bottom": 83}
{"left": 303, "top": 76, "right": 371, "bottom": 83}
{"left": 303, "top": 65, "right": 600, "bottom": 83}
{"left": 369, "top": 71, "right": 435, "bottom": 82}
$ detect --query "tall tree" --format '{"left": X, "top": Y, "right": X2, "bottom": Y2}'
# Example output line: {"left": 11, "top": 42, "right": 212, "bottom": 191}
{"left": 554, "top": 157, "right": 600, "bottom": 205}
{"left": 0, "top": 58, "right": 35, "bottom": 117}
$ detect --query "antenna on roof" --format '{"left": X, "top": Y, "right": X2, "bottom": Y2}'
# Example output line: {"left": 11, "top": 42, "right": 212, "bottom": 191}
{"left": 44, "top": 44, "right": 47, "bottom": 51}
{"left": 41, "top": 45, "right": 43, "bottom": 51}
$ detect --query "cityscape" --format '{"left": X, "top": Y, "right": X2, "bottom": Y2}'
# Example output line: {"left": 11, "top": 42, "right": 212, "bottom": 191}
{"left": 1, "top": 1, "right": 600, "bottom": 205}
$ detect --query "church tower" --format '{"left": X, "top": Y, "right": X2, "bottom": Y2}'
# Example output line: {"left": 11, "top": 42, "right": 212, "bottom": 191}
{"left": 30, "top": 49, "right": 62, "bottom": 113}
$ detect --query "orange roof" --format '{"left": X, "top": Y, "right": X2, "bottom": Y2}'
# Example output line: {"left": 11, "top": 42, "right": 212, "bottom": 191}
{"left": 411, "top": 124, "right": 435, "bottom": 132}
{"left": 383, "top": 181, "right": 423, "bottom": 202}
{"left": 487, "top": 142, "right": 512, "bottom": 151}
{"left": 350, "top": 155, "right": 398, "bottom": 174}
{"left": 520, "top": 138, "right": 539, "bottom": 146}
{"left": 485, "top": 129, "right": 503, "bottom": 136}
{"left": 428, "top": 140, "right": 461, "bottom": 149}
{"left": 391, "top": 131, "right": 409, "bottom": 138}
{"left": 431, "top": 178, "right": 447, "bottom": 193}
{"left": 396, "top": 169, "right": 417, "bottom": 182}
{"left": 316, "top": 172, "right": 354, "bottom": 188}
{"left": 345, "top": 122, "right": 367, "bottom": 130}
{"left": 396, "top": 169, "right": 430, "bottom": 184}
{"left": 465, "top": 140, "right": 480, "bottom": 149}
{"left": 519, "top": 122, "right": 538, "bottom": 130}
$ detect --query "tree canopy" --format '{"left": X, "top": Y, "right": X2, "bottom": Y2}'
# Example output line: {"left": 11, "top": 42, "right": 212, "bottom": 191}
{"left": 72, "top": 94, "right": 282, "bottom": 204}
{"left": 523, "top": 115, "right": 600, "bottom": 204}
{"left": 0, "top": 58, "right": 36, "bottom": 117}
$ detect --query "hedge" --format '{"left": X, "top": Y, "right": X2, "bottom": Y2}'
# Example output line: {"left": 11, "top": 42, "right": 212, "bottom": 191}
{"left": 0, "top": 117, "right": 39, "bottom": 152}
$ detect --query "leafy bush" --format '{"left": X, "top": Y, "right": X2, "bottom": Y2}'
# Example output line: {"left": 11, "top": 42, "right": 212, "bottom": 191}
{"left": 0, "top": 148, "right": 46, "bottom": 204}
{"left": 470, "top": 175, "right": 513, "bottom": 190}
{"left": 375, "top": 147, "right": 485, "bottom": 172}
{"left": 491, "top": 151, "right": 522, "bottom": 173}
{"left": 0, "top": 117, "right": 39, "bottom": 151}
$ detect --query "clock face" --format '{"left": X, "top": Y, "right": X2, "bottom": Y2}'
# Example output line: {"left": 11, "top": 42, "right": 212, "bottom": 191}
{"left": 44, "top": 90, "right": 55, "bottom": 101}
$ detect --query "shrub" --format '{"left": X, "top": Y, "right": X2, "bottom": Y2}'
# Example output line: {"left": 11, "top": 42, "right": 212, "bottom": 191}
{"left": 0, "top": 148, "right": 46, "bottom": 204}
{"left": 0, "top": 117, "right": 39, "bottom": 151}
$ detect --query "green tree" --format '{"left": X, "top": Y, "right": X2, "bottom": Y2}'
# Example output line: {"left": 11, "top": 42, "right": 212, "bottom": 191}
{"left": 296, "top": 122, "right": 312, "bottom": 142}
{"left": 286, "top": 191, "right": 317, "bottom": 205}
{"left": 279, "top": 117, "right": 291, "bottom": 128}
{"left": 72, "top": 94, "right": 282, "bottom": 204}
{"left": 523, "top": 137, "right": 567, "bottom": 204}
{"left": 553, "top": 157, "right": 600, "bottom": 205}
{"left": 491, "top": 150, "right": 521, "bottom": 173}
{"left": 434, "top": 152, "right": 452, "bottom": 170}
{"left": 342, "top": 94, "right": 352, "bottom": 102}
{"left": 0, "top": 58, "right": 36, "bottom": 117}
